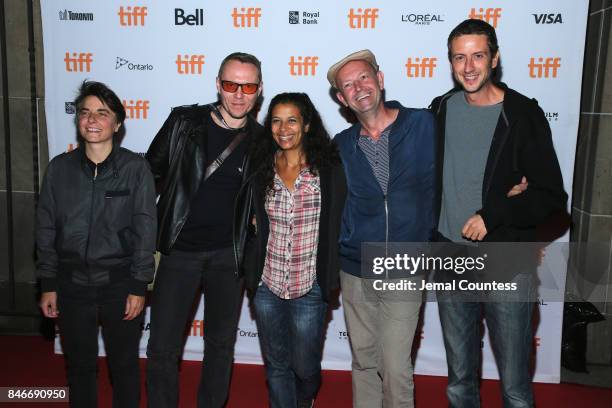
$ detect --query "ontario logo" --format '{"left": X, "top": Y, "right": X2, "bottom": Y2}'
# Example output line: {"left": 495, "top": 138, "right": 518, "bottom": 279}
{"left": 115, "top": 57, "right": 153, "bottom": 71}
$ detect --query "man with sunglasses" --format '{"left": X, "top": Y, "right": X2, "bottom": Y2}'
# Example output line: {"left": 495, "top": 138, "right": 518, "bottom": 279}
{"left": 145, "top": 52, "right": 263, "bottom": 408}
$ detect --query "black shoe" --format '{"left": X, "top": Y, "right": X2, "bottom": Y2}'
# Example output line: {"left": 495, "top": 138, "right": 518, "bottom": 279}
{"left": 297, "top": 399, "right": 314, "bottom": 408}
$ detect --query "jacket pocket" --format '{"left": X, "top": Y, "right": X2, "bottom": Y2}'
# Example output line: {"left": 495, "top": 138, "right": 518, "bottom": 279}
{"left": 105, "top": 189, "right": 130, "bottom": 198}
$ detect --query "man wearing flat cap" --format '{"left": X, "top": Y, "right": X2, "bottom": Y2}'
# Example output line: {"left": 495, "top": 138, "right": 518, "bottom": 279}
{"left": 328, "top": 50, "right": 436, "bottom": 407}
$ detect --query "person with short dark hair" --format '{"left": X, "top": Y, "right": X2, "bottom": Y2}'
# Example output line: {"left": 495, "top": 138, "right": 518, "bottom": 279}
{"left": 236, "top": 92, "right": 346, "bottom": 408}
{"left": 145, "top": 52, "right": 263, "bottom": 408}
{"left": 430, "top": 19, "right": 568, "bottom": 407}
{"left": 37, "top": 80, "right": 157, "bottom": 407}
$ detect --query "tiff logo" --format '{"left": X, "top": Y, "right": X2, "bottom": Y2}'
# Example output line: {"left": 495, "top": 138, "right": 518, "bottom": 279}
{"left": 191, "top": 320, "right": 204, "bottom": 336}
{"left": 64, "top": 52, "right": 93, "bottom": 72}
{"left": 405, "top": 57, "right": 437, "bottom": 78}
{"left": 528, "top": 57, "right": 561, "bottom": 78}
{"left": 232, "top": 7, "right": 261, "bottom": 28}
{"left": 118, "top": 6, "right": 147, "bottom": 26}
{"left": 288, "top": 56, "right": 319, "bottom": 76}
{"left": 468, "top": 7, "right": 502, "bottom": 28}
{"left": 176, "top": 54, "right": 205, "bottom": 74}
{"left": 348, "top": 8, "right": 379, "bottom": 29}
{"left": 123, "top": 100, "right": 150, "bottom": 119}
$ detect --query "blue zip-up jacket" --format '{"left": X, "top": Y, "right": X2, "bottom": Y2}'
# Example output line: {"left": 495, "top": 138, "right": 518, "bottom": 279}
{"left": 334, "top": 101, "right": 436, "bottom": 276}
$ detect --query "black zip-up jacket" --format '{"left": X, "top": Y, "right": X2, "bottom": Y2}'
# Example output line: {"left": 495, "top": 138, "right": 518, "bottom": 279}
{"left": 36, "top": 147, "right": 157, "bottom": 295}
{"left": 430, "top": 84, "right": 568, "bottom": 242}
{"left": 146, "top": 104, "right": 262, "bottom": 270}
{"left": 234, "top": 162, "right": 347, "bottom": 302}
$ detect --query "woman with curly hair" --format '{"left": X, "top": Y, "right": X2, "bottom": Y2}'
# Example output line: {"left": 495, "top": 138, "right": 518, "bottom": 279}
{"left": 237, "top": 92, "right": 346, "bottom": 408}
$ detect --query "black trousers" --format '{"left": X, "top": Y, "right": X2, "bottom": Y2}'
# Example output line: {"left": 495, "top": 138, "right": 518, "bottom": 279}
{"left": 57, "top": 278, "right": 143, "bottom": 408}
{"left": 146, "top": 247, "right": 243, "bottom": 408}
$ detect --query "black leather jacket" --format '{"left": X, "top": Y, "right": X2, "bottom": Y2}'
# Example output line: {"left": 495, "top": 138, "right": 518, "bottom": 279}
{"left": 146, "top": 104, "right": 262, "bottom": 273}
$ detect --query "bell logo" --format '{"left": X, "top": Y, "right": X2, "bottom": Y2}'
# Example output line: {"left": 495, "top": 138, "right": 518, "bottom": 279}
{"left": 405, "top": 57, "right": 437, "bottom": 78}
{"left": 468, "top": 8, "right": 502, "bottom": 28}
{"left": 176, "top": 54, "right": 205, "bottom": 74}
{"left": 288, "top": 56, "right": 319, "bottom": 76}
{"left": 123, "top": 100, "right": 150, "bottom": 119}
{"left": 118, "top": 6, "right": 147, "bottom": 26}
{"left": 64, "top": 52, "right": 93, "bottom": 72}
{"left": 348, "top": 8, "right": 379, "bottom": 29}
{"left": 232, "top": 7, "right": 261, "bottom": 28}
{"left": 528, "top": 57, "right": 561, "bottom": 78}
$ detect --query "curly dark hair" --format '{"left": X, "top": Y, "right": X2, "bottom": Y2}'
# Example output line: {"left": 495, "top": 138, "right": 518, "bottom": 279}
{"left": 250, "top": 92, "right": 340, "bottom": 192}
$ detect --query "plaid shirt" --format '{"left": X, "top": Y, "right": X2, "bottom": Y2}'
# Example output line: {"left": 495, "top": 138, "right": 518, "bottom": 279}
{"left": 261, "top": 168, "right": 321, "bottom": 299}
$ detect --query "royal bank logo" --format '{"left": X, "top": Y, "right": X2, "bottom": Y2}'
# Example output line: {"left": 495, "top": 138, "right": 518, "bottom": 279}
{"left": 115, "top": 57, "right": 153, "bottom": 71}
{"left": 288, "top": 10, "right": 320, "bottom": 25}
{"left": 545, "top": 112, "right": 560, "bottom": 122}
{"left": 65, "top": 102, "right": 76, "bottom": 114}
{"left": 400, "top": 13, "right": 444, "bottom": 25}
{"left": 175, "top": 8, "right": 204, "bottom": 26}
{"left": 533, "top": 13, "right": 563, "bottom": 24}
{"left": 528, "top": 57, "right": 561, "bottom": 78}
{"left": 59, "top": 9, "right": 94, "bottom": 21}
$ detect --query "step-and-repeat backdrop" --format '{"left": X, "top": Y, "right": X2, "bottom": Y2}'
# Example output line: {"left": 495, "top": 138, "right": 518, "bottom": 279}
{"left": 41, "top": 0, "right": 588, "bottom": 383}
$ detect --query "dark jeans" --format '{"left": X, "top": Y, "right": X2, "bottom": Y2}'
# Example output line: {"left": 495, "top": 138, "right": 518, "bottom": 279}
{"left": 57, "top": 278, "right": 143, "bottom": 408}
{"left": 253, "top": 282, "right": 327, "bottom": 408}
{"left": 437, "top": 273, "right": 536, "bottom": 408}
{"left": 146, "top": 247, "right": 242, "bottom": 408}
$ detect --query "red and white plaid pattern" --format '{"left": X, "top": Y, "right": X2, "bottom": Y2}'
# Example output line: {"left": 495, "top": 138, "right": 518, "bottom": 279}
{"left": 262, "top": 168, "right": 321, "bottom": 299}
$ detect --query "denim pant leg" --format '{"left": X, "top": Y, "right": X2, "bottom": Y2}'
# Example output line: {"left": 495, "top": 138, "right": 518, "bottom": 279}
{"left": 289, "top": 283, "right": 327, "bottom": 403}
{"left": 437, "top": 292, "right": 482, "bottom": 408}
{"left": 146, "top": 251, "right": 205, "bottom": 408}
{"left": 254, "top": 283, "right": 294, "bottom": 408}
{"left": 99, "top": 281, "right": 144, "bottom": 408}
{"left": 484, "top": 273, "right": 536, "bottom": 408}
{"left": 198, "top": 247, "right": 243, "bottom": 408}
{"left": 57, "top": 282, "right": 100, "bottom": 408}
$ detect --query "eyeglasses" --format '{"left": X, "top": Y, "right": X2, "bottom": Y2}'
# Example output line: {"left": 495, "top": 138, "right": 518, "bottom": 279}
{"left": 220, "top": 80, "right": 260, "bottom": 95}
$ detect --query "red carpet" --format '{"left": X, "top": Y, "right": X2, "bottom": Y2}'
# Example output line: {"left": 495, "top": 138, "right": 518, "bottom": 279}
{"left": 0, "top": 336, "right": 610, "bottom": 407}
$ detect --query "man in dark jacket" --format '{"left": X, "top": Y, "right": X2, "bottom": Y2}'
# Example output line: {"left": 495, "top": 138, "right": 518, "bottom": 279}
{"left": 430, "top": 19, "right": 567, "bottom": 407}
{"left": 145, "top": 52, "right": 263, "bottom": 408}
{"left": 37, "top": 81, "right": 157, "bottom": 407}
{"left": 328, "top": 50, "right": 436, "bottom": 407}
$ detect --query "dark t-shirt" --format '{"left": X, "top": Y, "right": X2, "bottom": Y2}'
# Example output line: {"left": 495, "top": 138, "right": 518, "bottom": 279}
{"left": 174, "top": 118, "right": 248, "bottom": 251}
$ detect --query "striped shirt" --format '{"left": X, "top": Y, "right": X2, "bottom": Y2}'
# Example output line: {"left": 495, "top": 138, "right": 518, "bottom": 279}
{"left": 358, "top": 126, "right": 392, "bottom": 195}
{"left": 262, "top": 168, "right": 321, "bottom": 299}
